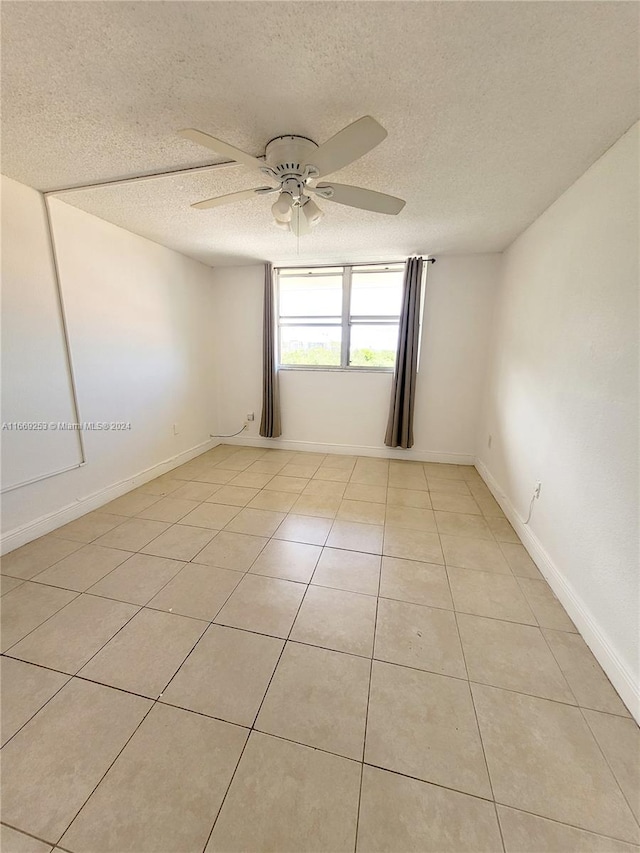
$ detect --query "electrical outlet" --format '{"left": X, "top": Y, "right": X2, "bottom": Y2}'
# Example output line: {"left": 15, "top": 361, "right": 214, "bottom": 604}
{"left": 247, "top": 413, "right": 255, "bottom": 422}
{"left": 488, "top": 434, "right": 492, "bottom": 449}
{"left": 173, "top": 423, "right": 180, "bottom": 436}
{"left": 534, "top": 481, "right": 542, "bottom": 499}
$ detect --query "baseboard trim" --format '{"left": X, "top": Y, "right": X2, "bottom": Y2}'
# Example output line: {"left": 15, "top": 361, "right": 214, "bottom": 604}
{"left": 1, "top": 438, "right": 219, "bottom": 555}
{"left": 221, "top": 434, "right": 476, "bottom": 464}
{"left": 476, "top": 459, "right": 639, "bottom": 723}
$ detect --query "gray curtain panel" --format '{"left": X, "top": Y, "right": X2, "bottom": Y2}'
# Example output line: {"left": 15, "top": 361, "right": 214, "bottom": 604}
{"left": 385, "top": 256, "right": 424, "bottom": 449}
{"left": 259, "top": 262, "right": 282, "bottom": 438}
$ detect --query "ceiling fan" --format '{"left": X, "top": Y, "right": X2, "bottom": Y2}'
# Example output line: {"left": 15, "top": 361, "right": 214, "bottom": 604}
{"left": 178, "top": 116, "right": 405, "bottom": 236}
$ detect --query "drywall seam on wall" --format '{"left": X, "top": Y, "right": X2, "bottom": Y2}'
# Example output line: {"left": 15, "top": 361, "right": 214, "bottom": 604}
{"left": 477, "top": 459, "right": 639, "bottom": 723}
{"left": 1, "top": 192, "right": 86, "bottom": 492}
{"left": 222, "top": 434, "right": 475, "bottom": 464}
{"left": 1, "top": 437, "right": 219, "bottom": 555}
{"left": 43, "top": 193, "right": 87, "bottom": 459}
{"left": 0, "top": 177, "right": 86, "bottom": 486}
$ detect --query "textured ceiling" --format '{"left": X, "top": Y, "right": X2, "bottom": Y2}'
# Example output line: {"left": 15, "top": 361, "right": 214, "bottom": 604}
{"left": 2, "top": 1, "right": 638, "bottom": 266}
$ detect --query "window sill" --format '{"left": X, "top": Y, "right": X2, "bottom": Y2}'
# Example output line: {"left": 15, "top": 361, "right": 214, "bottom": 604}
{"left": 277, "top": 366, "right": 394, "bottom": 374}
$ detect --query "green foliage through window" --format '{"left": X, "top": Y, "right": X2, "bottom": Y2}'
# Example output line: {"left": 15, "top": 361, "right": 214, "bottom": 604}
{"left": 349, "top": 348, "right": 396, "bottom": 367}
{"left": 280, "top": 345, "right": 341, "bottom": 366}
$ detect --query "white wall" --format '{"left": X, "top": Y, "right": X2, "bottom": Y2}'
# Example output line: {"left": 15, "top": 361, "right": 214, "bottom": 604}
{"left": 1, "top": 178, "right": 83, "bottom": 489}
{"left": 477, "top": 123, "right": 639, "bottom": 715}
{"left": 1, "top": 177, "right": 218, "bottom": 546}
{"left": 213, "top": 255, "right": 501, "bottom": 461}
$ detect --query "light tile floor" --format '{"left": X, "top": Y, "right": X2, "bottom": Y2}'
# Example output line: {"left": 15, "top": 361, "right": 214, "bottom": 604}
{"left": 1, "top": 445, "right": 638, "bottom": 853}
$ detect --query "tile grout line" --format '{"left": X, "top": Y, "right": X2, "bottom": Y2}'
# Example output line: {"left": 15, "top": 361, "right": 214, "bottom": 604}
{"left": 533, "top": 600, "right": 583, "bottom": 709}
{"left": 31, "top": 543, "right": 136, "bottom": 591}
{"left": 3, "top": 537, "right": 87, "bottom": 583}
{"left": 512, "top": 570, "right": 627, "bottom": 710}
{"left": 578, "top": 705, "right": 640, "bottom": 830}
{"left": 80, "top": 549, "right": 193, "bottom": 608}
{"left": 0, "top": 588, "right": 83, "bottom": 656}
{"left": 199, "top": 543, "right": 315, "bottom": 853}
{"left": 46, "top": 509, "right": 129, "bottom": 546}
{"left": 49, "top": 693, "right": 158, "bottom": 849}
{"left": 244, "top": 727, "right": 365, "bottom": 768}
{"left": 4, "top": 638, "right": 619, "bottom": 717}
{"left": 153, "top": 569, "right": 248, "bottom": 703}
{"left": 451, "top": 586, "right": 506, "bottom": 852}
{"left": 0, "top": 821, "right": 65, "bottom": 851}
{"left": 0, "top": 667, "right": 73, "bottom": 752}
{"left": 3, "top": 590, "right": 147, "bottom": 682}
{"left": 5, "top": 559, "right": 584, "bottom": 614}
{"left": 5, "top": 553, "right": 556, "bottom": 589}
{"left": 483, "top": 801, "right": 640, "bottom": 848}
{"left": 353, "top": 545, "right": 382, "bottom": 853}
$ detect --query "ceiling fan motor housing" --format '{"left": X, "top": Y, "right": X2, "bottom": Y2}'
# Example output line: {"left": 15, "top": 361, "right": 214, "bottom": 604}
{"left": 264, "top": 135, "right": 319, "bottom": 179}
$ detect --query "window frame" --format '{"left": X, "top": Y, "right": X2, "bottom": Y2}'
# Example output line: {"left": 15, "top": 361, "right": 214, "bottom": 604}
{"left": 276, "top": 263, "right": 405, "bottom": 372}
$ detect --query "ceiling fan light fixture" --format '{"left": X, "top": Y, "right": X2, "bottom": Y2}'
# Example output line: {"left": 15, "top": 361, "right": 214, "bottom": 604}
{"left": 302, "top": 197, "right": 324, "bottom": 227}
{"left": 271, "top": 192, "right": 293, "bottom": 223}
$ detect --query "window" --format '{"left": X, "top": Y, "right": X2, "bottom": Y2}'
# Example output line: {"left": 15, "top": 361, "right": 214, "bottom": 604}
{"left": 277, "top": 263, "right": 404, "bottom": 369}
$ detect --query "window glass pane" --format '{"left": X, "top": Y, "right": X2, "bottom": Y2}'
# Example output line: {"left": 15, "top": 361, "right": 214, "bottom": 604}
{"left": 349, "top": 324, "right": 398, "bottom": 368}
{"left": 279, "top": 274, "right": 343, "bottom": 317}
{"left": 280, "top": 325, "right": 341, "bottom": 366}
{"left": 280, "top": 316, "right": 338, "bottom": 325}
{"left": 350, "top": 271, "right": 403, "bottom": 317}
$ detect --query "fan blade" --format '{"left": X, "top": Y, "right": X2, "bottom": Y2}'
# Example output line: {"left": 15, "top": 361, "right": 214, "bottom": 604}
{"left": 178, "top": 128, "right": 265, "bottom": 172}
{"left": 289, "top": 205, "right": 311, "bottom": 237}
{"left": 191, "top": 188, "right": 266, "bottom": 210}
{"left": 311, "top": 116, "right": 388, "bottom": 178}
{"left": 317, "top": 183, "right": 405, "bottom": 215}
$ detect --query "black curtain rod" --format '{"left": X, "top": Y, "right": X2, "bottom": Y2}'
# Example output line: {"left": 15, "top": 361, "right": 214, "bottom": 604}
{"left": 274, "top": 257, "right": 436, "bottom": 271}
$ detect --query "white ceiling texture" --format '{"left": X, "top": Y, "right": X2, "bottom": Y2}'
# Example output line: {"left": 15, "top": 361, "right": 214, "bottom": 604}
{"left": 2, "top": 2, "right": 638, "bottom": 266}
